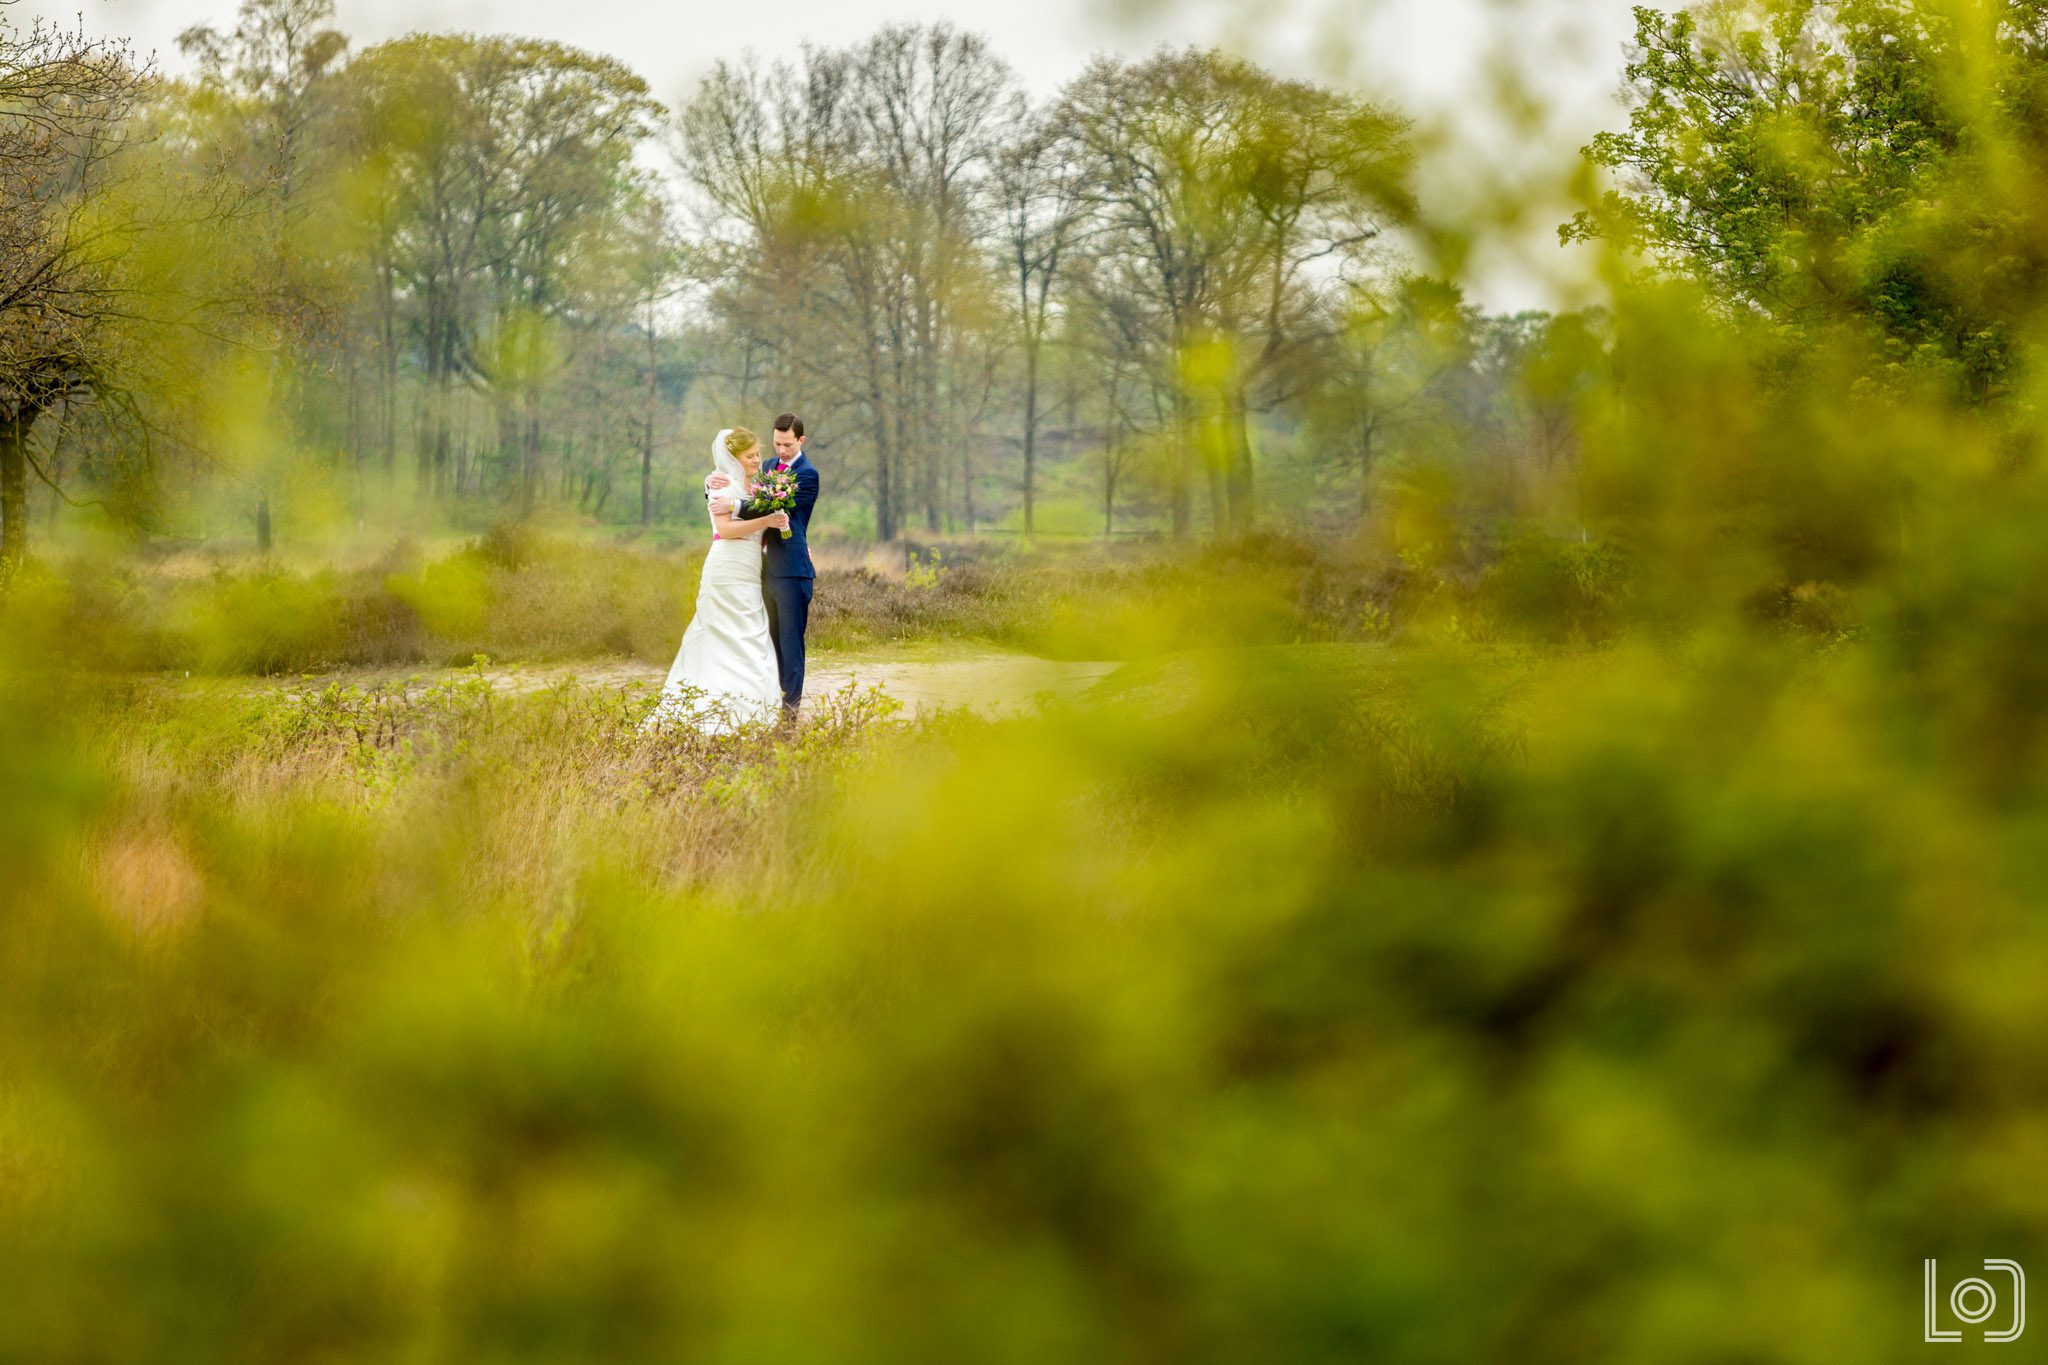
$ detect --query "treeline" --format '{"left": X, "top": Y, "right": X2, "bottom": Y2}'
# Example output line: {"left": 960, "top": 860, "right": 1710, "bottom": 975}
{"left": 20, "top": 0, "right": 2029, "bottom": 568}
{"left": 0, "top": 0, "right": 1609, "bottom": 563}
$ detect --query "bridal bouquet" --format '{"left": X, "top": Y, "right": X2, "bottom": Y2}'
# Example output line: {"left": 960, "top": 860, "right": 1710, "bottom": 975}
{"left": 746, "top": 466, "right": 799, "bottom": 514}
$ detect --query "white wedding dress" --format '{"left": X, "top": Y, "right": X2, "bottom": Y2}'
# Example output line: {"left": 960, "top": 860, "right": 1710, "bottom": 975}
{"left": 642, "top": 433, "right": 782, "bottom": 734}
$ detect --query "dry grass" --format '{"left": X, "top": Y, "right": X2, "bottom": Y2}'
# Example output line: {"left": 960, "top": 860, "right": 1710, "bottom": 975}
{"left": 80, "top": 665, "right": 913, "bottom": 910}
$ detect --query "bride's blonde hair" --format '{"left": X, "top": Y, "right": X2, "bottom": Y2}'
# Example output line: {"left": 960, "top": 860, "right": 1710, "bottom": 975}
{"left": 724, "top": 427, "right": 759, "bottom": 459}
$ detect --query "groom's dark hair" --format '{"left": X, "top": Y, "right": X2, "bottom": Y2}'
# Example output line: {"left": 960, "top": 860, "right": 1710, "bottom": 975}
{"left": 774, "top": 412, "right": 804, "bottom": 439}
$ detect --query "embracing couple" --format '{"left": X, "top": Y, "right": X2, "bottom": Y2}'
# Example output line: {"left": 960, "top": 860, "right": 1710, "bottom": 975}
{"left": 643, "top": 412, "right": 820, "bottom": 734}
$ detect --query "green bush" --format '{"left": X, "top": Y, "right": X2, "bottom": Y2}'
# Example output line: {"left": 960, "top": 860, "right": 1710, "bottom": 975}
{"left": 1479, "top": 530, "right": 1631, "bottom": 644}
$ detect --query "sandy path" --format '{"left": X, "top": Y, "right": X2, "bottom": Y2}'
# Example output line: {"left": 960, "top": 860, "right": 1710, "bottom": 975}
{"left": 804, "top": 654, "right": 1120, "bottom": 717}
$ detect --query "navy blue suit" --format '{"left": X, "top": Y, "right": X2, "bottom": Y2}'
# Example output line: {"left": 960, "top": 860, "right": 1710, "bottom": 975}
{"left": 761, "top": 452, "right": 819, "bottom": 709}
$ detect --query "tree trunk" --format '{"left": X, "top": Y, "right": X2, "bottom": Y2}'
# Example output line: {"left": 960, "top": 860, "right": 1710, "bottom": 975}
{"left": 433, "top": 328, "right": 458, "bottom": 500}
{"left": 873, "top": 420, "right": 896, "bottom": 543}
{"left": 919, "top": 267, "right": 942, "bottom": 534}
{"left": 1021, "top": 342, "right": 1040, "bottom": 536}
{"left": 1104, "top": 438, "right": 1120, "bottom": 541}
{"left": 1203, "top": 398, "right": 1226, "bottom": 533}
{"left": 380, "top": 262, "right": 399, "bottom": 482}
{"left": 344, "top": 357, "right": 362, "bottom": 477}
{"left": 520, "top": 389, "right": 542, "bottom": 521}
{"left": 42, "top": 409, "right": 69, "bottom": 536}
{"left": 1226, "top": 392, "right": 1256, "bottom": 533}
{"left": 416, "top": 383, "right": 436, "bottom": 499}
{"left": 0, "top": 409, "right": 31, "bottom": 572}
{"left": 641, "top": 326, "right": 658, "bottom": 526}
{"left": 641, "top": 420, "right": 654, "bottom": 528}
{"left": 867, "top": 364, "right": 896, "bottom": 543}
{"left": 961, "top": 430, "right": 977, "bottom": 535}
{"left": 1169, "top": 388, "right": 1193, "bottom": 538}
{"left": 434, "top": 418, "right": 450, "bottom": 500}
{"left": 1360, "top": 413, "right": 1377, "bottom": 517}
{"left": 420, "top": 314, "right": 450, "bottom": 501}
{"left": 495, "top": 394, "right": 518, "bottom": 497}
{"left": 256, "top": 494, "right": 273, "bottom": 555}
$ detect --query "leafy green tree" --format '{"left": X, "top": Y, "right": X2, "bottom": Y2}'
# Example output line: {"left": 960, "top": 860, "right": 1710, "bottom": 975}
{"left": 1057, "top": 49, "right": 1409, "bottom": 535}
{"left": 1566, "top": 0, "right": 2048, "bottom": 400}
{"left": 175, "top": 0, "right": 352, "bottom": 548}
{"left": 346, "top": 34, "right": 663, "bottom": 511}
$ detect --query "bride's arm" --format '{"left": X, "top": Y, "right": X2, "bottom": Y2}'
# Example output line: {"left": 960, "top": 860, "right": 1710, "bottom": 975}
{"left": 707, "top": 474, "right": 766, "bottom": 521}
{"left": 712, "top": 507, "right": 788, "bottom": 538}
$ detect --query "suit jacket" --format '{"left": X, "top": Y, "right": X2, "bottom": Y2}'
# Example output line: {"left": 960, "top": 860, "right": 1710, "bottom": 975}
{"left": 762, "top": 452, "right": 819, "bottom": 580}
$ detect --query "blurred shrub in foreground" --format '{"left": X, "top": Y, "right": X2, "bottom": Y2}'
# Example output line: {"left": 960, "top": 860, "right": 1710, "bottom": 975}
{"left": 3, "top": 568, "right": 2048, "bottom": 1360}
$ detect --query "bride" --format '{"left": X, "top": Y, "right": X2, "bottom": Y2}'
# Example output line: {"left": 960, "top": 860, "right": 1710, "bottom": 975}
{"left": 642, "top": 427, "right": 790, "bottom": 734}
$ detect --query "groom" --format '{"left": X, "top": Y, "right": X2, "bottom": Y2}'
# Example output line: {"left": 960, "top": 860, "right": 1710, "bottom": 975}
{"left": 712, "top": 411, "right": 819, "bottom": 719}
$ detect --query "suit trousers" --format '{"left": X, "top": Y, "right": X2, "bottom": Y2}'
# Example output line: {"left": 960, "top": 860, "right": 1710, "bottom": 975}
{"left": 763, "top": 574, "right": 813, "bottom": 708}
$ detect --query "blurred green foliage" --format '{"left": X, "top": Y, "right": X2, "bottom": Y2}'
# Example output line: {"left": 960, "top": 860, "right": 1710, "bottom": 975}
{"left": 1568, "top": 0, "right": 2048, "bottom": 403}
{"left": 4, "top": 591, "right": 2043, "bottom": 1361}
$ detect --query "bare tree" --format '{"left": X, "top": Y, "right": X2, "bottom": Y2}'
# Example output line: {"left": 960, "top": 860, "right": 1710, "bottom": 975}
{"left": 0, "top": 11, "right": 146, "bottom": 570}
{"left": 675, "top": 27, "right": 1014, "bottom": 542}
{"left": 850, "top": 24, "right": 1014, "bottom": 533}
{"left": 675, "top": 48, "right": 877, "bottom": 518}
{"left": 994, "top": 102, "right": 1088, "bottom": 536}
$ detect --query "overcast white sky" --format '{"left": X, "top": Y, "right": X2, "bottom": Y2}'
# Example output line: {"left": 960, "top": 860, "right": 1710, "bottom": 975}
{"left": 22, "top": 0, "right": 1649, "bottom": 309}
